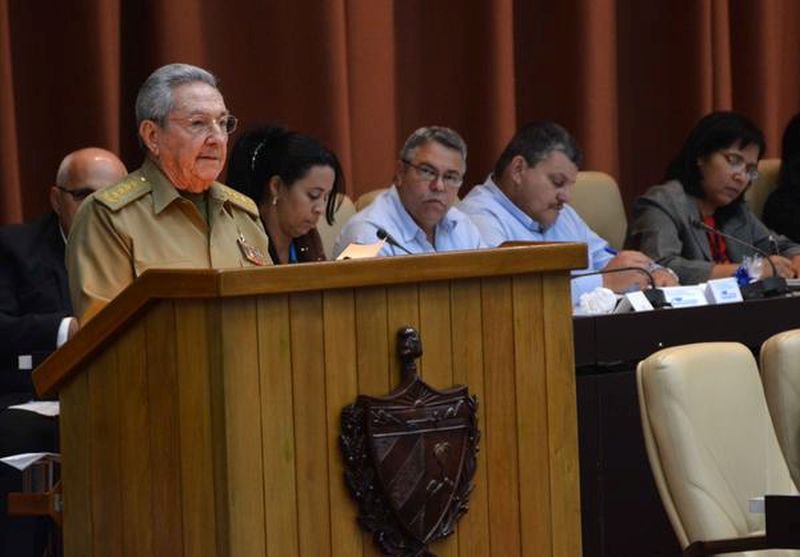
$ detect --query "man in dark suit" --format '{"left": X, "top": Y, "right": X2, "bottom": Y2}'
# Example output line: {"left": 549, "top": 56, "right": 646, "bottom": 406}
{"left": 0, "top": 148, "right": 127, "bottom": 556}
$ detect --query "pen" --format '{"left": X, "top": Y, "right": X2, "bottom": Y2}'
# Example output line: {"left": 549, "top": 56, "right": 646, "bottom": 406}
{"left": 604, "top": 246, "right": 618, "bottom": 256}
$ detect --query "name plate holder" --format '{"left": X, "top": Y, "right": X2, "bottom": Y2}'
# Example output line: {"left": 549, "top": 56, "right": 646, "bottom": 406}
{"left": 705, "top": 277, "right": 744, "bottom": 305}
{"left": 660, "top": 285, "right": 708, "bottom": 309}
{"left": 614, "top": 291, "right": 654, "bottom": 313}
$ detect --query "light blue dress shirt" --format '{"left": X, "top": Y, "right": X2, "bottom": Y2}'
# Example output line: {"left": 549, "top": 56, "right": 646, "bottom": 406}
{"left": 459, "top": 176, "right": 614, "bottom": 302}
{"left": 333, "top": 186, "right": 486, "bottom": 257}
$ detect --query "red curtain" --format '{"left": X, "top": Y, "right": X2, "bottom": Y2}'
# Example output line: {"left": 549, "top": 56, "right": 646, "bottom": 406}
{"left": 2, "top": 0, "right": 800, "bottom": 225}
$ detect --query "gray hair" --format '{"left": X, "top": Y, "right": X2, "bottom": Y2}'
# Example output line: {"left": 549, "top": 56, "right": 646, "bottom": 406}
{"left": 494, "top": 122, "right": 583, "bottom": 177}
{"left": 399, "top": 126, "right": 467, "bottom": 162}
{"left": 135, "top": 63, "right": 218, "bottom": 126}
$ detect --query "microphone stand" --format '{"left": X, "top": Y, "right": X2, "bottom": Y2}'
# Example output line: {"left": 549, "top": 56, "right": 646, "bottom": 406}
{"left": 692, "top": 220, "right": 788, "bottom": 298}
{"left": 376, "top": 228, "right": 414, "bottom": 255}
{"left": 573, "top": 266, "right": 670, "bottom": 309}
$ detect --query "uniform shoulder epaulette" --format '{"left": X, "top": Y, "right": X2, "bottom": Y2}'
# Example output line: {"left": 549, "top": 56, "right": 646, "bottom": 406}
{"left": 218, "top": 184, "right": 259, "bottom": 217}
{"left": 95, "top": 176, "right": 152, "bottom": 211}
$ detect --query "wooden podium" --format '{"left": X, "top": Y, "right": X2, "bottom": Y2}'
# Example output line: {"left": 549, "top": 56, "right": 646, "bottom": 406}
{"left": 34, "top": 243, "right": 586, "bottom": 557}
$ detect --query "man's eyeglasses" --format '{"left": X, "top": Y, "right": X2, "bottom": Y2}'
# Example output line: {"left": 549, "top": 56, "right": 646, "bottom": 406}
{"left": 401, "top": 159, "right": 463, "bottom": 189}
{"left": 168, "top": 114, "right": 239, "bottom": 137}
{"left": 56, "top": 186, "right": 95, "bottom": 200}
{"left": 721, "top": 152, "right": 760, "bottom": 182}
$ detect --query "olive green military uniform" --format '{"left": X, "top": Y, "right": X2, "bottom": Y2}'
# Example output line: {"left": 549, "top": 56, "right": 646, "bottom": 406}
{"left": 67, "top": 159, "right": 271, "bottom": 322}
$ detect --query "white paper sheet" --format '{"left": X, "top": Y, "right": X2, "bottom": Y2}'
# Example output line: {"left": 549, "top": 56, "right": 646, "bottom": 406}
{"left": 0, "top": 452, "right": 60, "bottom": 471}
{"left": 8, "top": 401, "right": 60, "bottom": 417}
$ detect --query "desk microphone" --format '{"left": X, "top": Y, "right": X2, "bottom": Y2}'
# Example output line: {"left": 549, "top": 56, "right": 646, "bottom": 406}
{"left": 691, "top": 220, "right": 787, "bottom": 298}
{"left": 376, "top": 228, "right": 414, "bottom": 255}
{"left": 573, "top": 266, "right": 670, "bottom": 309}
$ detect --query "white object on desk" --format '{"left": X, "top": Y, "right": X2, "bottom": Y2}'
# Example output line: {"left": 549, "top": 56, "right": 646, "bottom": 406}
{"left": 705, "top": 277, "right": 744, "bottom": 305}
{"left": 0, "top": 452, "right": 60, "bottom": 472}
{"left": 614, "top": 291, "right": 654, "bottom": 313}
{"left": 661, "top": 285, "right": 709, "bottom": 308}
{"left": 8, "top": 401, "right": 60, "bottom": 417}
{"left": 335, "top": 240, "right": 385, "bottom": 260}
{"left": 749, "top": 496, "right": 764, "bottom": 514}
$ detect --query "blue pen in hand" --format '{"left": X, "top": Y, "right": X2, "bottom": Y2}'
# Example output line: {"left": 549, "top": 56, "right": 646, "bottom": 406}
{"left": 604, "top": 246, "right": 618, "bottom": 256}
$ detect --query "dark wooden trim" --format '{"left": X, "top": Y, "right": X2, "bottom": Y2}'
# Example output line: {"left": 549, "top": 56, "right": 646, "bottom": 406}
{"left": 684, "top": 535, "right": 769, "bottom": 556}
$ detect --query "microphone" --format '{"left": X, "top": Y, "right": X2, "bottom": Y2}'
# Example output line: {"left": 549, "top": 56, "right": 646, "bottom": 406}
{"left": 692, "top": 220, "right": 787, "bottom": 298}
{"left": 376, "top": 228, "right": 414, "bottom": 255}
{"left": 572, "top": 266, "right": 670, "bottom": 309}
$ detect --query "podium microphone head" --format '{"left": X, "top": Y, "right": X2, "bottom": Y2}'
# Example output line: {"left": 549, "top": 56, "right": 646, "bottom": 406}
{"left": 375, "top": 227, "right": 413, "bottom": 255}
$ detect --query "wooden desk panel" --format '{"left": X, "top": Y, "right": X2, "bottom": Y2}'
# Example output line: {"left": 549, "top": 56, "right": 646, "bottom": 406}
{"left": 41, "top": 246, "right": 586, "bottom": 557}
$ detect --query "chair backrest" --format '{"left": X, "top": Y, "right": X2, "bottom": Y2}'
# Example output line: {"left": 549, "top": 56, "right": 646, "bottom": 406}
{"left": 570, "top": 171, "right": 627, "bottom": 251}
{"left": 355, "top": 188, "right": 387, "bottom": 211}
{"left": 316, "top": 193, "right": 356, "bottom": 259}
{"left": 745, "top": 158, "right": 781, "bottom": 219}
{"left": 637, "top": 342, "right": 797, "bottom": 550}
{"left": 760, "top": 329, "right": 800, "bottom": 490}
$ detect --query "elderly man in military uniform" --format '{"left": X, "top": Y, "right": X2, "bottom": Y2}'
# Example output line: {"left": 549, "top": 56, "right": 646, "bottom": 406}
{"left": 67, "top": 63, "right": 271, "bottom": 322}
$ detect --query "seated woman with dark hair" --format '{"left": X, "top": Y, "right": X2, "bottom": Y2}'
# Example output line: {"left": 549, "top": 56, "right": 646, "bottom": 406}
{"left": 625, "top": 111, "right": 800, "bottom": 285}
{"left": 763, "top": 113, "right": 800, "bottom": 242}
{"left": 227, "top": 126, "right": 344, "bottom": 263}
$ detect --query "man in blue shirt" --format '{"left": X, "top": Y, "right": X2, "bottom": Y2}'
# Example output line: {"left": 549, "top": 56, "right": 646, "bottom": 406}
{"left": 334, "top": 126, "right": 485, "bottom": 257}
{"left": 459, "top": 122, "right": 676, "bottom": 303}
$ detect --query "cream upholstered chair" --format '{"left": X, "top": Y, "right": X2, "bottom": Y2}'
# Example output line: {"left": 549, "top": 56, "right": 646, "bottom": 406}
{"left": 637, "top": 342, "right": 799, "bottom": 556}
{"left": 355, "top": 188, "right": 387, "bottom": 211}
{"left": 316, "top": 193, "right": 356, "bottom": 259}
{"left": 745, "top": 159, "right": 781, "bottom": 220}
{"left": 760, "top": 329, "right": 800, "bottom": 491}
{"left": 570, "top": 171, "right": 627, "bottom": 251}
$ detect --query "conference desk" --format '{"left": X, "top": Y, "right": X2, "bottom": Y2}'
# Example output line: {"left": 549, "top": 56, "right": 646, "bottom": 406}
{"left": 574, "top": 294, "right": 800, "bottom": 557}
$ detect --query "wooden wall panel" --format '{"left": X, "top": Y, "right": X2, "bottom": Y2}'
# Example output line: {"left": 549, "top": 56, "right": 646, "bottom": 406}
{"left": 450, "top": 279, "right": 490, "bottom": 557}
{"left": 355, "top": 287, "right": 390, "bottom": 398}
{"left": 49, "top": 247, "right": 583, "bottom": 557}
{"left": 60, "top": 371, "right": 92, "bottom": 557}
{"left": 220, "top": 298, "right": 267, "bottom": 557}
{"left": 354, "top": 286, "right": 389, "bottom": 557}
{"left": 511, "top": 275, "right": 552, "bottom": 557}
{"left": 289, "top": 292, "right": 332, "bottom": 557}
{"left": 88, "top": 343, "right": 122, "bottom": 554}
{"left": 174, "top": 300, "right": 217, "bottom": 557}
{"left": 481, "top": 277, "right": 522, "bottom": 556}
{"left": 541, "top": 275, "right": 581, "bottom": 557}
{"left": 145, "top": 302, "right": 184, "bottom": 557}
{"left": 418, "top": 282, "right": 457, "bottom": 557}
{"left": 418, "top": 282, "right": 453, "bottom": 387}
{"left": 116, "top": 322, "right": 154, "bottom": 556}
{"left": 256, "top": 295, "right": 300, "bottom": 557}
{"left": 322, "top": 289, "right": 364, "bottom": 557}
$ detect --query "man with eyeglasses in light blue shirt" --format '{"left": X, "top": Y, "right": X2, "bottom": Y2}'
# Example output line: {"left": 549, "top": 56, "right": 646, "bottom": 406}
{"left": 459, "top": 122, "right": 677, "bottom": 304}
{"left": 333, "top": 126, "right": 486, "bottom": 257}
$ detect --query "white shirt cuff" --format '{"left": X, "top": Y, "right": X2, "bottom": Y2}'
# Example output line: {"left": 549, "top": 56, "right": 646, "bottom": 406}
{"left": 56, "top": 317, "right": 76, "bottom": 348}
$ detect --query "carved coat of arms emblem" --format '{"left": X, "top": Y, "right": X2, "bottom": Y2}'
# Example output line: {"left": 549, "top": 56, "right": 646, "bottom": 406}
{"left": 340, "top": 327, "right": 480, "bottom": 557}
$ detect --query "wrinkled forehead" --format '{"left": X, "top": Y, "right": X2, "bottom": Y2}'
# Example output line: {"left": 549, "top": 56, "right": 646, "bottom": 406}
{"left": 407, "top": 140, "right": 466, "bottom": 173}
{"left": 170, "top": 82, "right": 226, "bottom": 115}
{"left": 533, "top": 150, "right": 579, "bottom": 178}
{"left": 64, "top": 156, "right": 126, "bottom": 190}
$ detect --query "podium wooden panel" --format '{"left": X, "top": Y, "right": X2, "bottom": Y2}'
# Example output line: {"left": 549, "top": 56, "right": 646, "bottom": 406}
{"left": 34, "top": 244, "right": 586, "bottom": 557}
